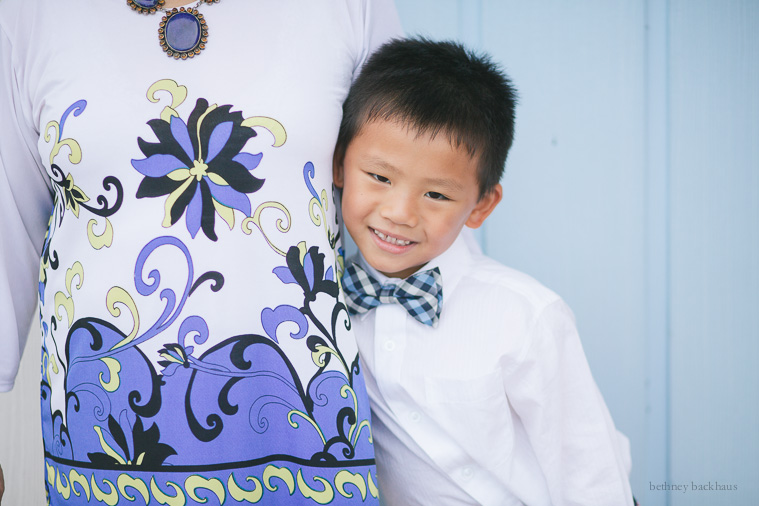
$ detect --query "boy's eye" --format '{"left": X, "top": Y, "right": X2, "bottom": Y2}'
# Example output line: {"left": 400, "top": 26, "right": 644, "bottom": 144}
{"left": 425, "top": 191, "right": 450, "bottom": 201}
{"left": 370, "top": 173, "right": 390, "bottom": 184}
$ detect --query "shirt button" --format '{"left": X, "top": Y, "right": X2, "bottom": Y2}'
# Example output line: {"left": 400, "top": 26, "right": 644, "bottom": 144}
{"left": 384, "top": 340, "right": 396, "bottom": 351}
{"left": 410, "top": 411, "right": 421, "bottom": 422}
{"left": 461, "top": 467, "right": 473, "bottom": 479}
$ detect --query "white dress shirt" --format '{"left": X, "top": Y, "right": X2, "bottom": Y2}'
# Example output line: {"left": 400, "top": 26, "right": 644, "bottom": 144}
{"left": 350, "top": 233, "right": 634, "bottom": 506}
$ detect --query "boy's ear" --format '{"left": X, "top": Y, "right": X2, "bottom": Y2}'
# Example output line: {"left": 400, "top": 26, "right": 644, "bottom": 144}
{"left": 465, "top": 184, "right": 502, "bottom": 229}
{"left": 333, "top": 155, "right": 345, "bottom": 188}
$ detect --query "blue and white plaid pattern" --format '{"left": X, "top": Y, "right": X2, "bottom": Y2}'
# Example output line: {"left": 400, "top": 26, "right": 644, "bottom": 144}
{"left": 342, "top": 262, "right": 443, "bottom": 327}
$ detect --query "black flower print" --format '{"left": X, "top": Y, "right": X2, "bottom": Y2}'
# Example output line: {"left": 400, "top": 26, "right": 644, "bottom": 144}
{"left": 132, "top": 98, "right": 265, "bottom": 241}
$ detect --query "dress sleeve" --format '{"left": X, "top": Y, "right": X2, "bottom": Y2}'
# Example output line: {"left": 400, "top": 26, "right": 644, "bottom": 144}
{"left": 0, "top": 24, "right": 54, "bottom": 392}
{"left": 352, "top": 0, "right": 403, "bottom": 76}
{"left": 502, "top": 299, "right": 634, "bottom": 506}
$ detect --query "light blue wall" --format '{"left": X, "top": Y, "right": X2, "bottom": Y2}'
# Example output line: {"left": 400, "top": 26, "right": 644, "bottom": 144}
{"left": 668, "top": 1, "right": 759, "bottom": 504}
{"left": 395, "top": 1, "right": 758, "bottom": 504}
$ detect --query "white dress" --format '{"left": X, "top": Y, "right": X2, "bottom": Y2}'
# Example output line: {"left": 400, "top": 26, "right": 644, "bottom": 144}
{"left": 0, "top": 1, "right": 400, "bottom": 504}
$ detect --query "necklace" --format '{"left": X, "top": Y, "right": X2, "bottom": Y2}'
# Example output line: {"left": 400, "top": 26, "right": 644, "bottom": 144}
{"left": 127, "top": 0, "right": 219, "bottom": 59}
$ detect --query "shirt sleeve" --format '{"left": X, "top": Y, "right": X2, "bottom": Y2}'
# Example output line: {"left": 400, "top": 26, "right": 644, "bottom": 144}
{"left": 502, "top": 298, "right": 634, "bottom": 506}
{"left": 0, "top": 23, "right": 54, "bottom": 392}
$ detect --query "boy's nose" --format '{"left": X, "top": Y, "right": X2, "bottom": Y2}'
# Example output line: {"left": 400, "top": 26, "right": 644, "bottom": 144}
{"left": 379, "top": 193, "right": 418, "bottom": 227}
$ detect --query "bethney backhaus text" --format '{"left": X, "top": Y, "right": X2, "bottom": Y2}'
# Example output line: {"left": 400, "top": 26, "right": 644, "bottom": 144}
{"left": 649, "top": 481, "right": 738, "bottom": 493}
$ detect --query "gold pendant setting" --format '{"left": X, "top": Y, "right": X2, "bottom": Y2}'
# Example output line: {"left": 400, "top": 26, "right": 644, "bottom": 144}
{"left": 127, "top": 0, "right": 219, "bottom": 60}
{"left": 159, "top": 7, "right": 208, "bottom": 59}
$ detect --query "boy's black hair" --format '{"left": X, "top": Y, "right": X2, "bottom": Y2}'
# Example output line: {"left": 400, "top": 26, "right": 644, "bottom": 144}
{"left": 335, "top": 37, "right": 517, "bottom": 198}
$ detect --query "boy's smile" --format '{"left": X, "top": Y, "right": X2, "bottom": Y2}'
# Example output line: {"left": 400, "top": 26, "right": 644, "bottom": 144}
{"left": 335, "top": 119, "right": 501, "bottom": 279}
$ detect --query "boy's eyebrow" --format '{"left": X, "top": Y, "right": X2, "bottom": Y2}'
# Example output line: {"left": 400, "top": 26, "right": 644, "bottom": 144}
{"left": 364, "top": 157, "right": 399, "bottom": 174}
{"left": 422, "top": 177, "right": 465, "bottom": 193}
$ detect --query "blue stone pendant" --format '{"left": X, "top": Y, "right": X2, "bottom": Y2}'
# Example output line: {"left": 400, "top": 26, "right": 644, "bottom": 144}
{"left": 159, "top": 7, "right": 208, "bottom": 59}
{"left": 127, "top": 0, "right": 165, "bottom": 15}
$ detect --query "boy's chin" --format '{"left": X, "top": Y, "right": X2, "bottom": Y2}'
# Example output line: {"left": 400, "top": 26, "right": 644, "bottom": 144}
{"left": 373, "top": 260, "right": 429, "bottom": 280}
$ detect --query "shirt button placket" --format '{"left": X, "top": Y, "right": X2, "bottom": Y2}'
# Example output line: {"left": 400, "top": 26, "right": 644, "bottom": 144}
{"left": 374, "top": 303, "right": 406, "bottom": 398}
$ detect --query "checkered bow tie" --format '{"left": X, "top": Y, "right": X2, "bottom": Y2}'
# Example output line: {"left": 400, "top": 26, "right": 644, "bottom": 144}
{"left": 342, "top": 262, "right": 443, "bottom": 327}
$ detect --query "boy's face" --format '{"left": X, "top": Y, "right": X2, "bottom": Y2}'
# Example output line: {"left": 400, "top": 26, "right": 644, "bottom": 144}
{"left": 335, "top": 119, "right": 502, "bottom": 279}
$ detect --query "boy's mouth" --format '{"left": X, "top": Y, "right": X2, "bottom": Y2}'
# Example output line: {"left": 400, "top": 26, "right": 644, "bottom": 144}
{"left": 371, "top": 228, "right": 414, "bottom": 247}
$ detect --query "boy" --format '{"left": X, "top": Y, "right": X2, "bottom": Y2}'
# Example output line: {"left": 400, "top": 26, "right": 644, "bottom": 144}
{"left": 333, "top": 38, "right": 634, "bottom": 505}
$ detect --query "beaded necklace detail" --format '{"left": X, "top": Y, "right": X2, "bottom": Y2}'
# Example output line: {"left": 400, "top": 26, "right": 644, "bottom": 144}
{"left": 127, "top": 0, "right": 220, "bottom": 59}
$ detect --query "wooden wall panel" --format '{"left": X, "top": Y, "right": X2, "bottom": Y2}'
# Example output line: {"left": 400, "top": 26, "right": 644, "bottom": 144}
{"left": 668, "top": 1, "right": 759, "bottom": 504}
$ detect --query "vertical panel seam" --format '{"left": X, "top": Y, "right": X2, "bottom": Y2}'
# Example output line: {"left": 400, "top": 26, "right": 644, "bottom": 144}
{"left": 644, "top": 0, "right": 671, "bottom": 504}
{"left": 664, "top": 1, "right": 671, "bottom": 499}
